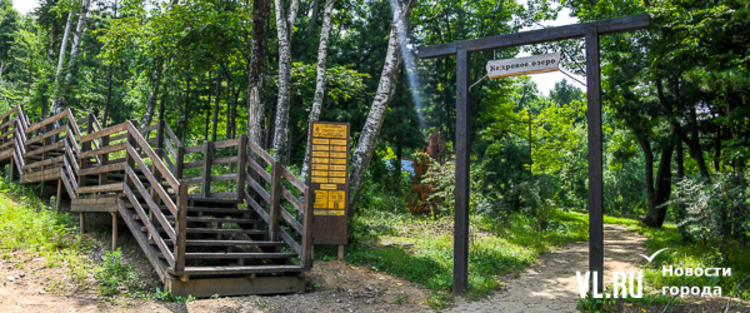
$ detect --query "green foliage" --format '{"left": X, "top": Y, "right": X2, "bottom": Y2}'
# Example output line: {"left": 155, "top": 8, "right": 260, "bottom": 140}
{"left": 575, "top": 290, "right": 616, "bottom": 313}
{"left": 95, "top": 249, "right": 142, "bottom": 296}
{"left": 151, "top": 288, "right": 196, "bottom": 303}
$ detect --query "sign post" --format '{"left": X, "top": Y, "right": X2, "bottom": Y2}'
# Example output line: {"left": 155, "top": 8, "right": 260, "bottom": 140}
{"left": 308, "top": 122, "right": 351, "bottom": 257}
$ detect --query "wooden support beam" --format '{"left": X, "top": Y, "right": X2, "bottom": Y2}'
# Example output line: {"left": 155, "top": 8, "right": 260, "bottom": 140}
{"left": 236, "top": 135, "right": 247, "bottom": 199}
{"left": 175, "top": 180, "right": 189, "bottom": 275}
{"left": 419, "top": 14, "right": 650, "bottom": 59}
{"left": 586, "top": 28, "right": 604, "bottom": 293}
{"left": 202, "top": 141, "right": 214, "bottom": 198}
{"left": 268, "top": 161, "right": 282, "bottom": 241}
{"left": 112, "top": 212, "right": 118, "bottom": 251}
{"left": 453, "top": 48, "right": 471, "bottom": 294}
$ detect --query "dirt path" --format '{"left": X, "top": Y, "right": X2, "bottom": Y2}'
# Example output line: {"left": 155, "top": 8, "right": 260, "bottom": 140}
{"left": 445, "top": 224, "right": 647, "bottom": 313}
{"left": 0, "top": 224, "right": 648, "bottom": 313}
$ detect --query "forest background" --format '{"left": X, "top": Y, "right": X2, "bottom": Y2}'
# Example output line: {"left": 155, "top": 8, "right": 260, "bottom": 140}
{"left": 0, "top": 0, "right": 749, "bottom": 301}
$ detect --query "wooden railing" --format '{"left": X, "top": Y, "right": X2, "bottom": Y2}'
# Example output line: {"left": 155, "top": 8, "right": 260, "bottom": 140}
{"left": 123, "top": 121, "right": 188, "bottom": 274}
{"left": 241, "top": 135, "right": 314, "bottom": 269}
{"left": 0, "top": 105, "right": 30, "bottom": 178}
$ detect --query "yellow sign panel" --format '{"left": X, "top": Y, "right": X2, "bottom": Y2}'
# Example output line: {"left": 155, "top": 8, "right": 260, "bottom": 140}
{"left": 330, "top": 171, "right": 346, "bottom": 177}
{"left": 331, "top": 139, "right": 347, "bottom": 145}
{"left": 312, "top": 138, "right": 330, "bottom": 145}
{"left": 312, "top": 157, "right": 329, "bottom": 164}
{"left": 311, "top": 177, "right": 328, "bottom": 183}
{"left": 327, "top": 210, "right": 345, "bottom": 216}
{"left": 312, "top": 164, "right": 329, "bottom": 170}
{"left": 328, "top": 191, "right": 346, "bottom": 210}
{"left": 312, "top": 151, "right": 330, "bottom": 157}
{"left": 312, "top": 145, "right": 329, "bottom": 151}
{"left": 312, "top": 124, "right": 347, "bottom": 139}
{"left": 330, "top": 178, "right": 346, "bottom": 184}
{"left": 331, "top": 152, "right": 347, "bottom": 158}
{"left": 330, "top": 158, "right": 346, "bottom": 165}
{"left": 314, "top": 190, "right": 328, "bottom": 208}
{"left": 330, "top": 165, "right": 347, "bottom": 171}
{"left": 312, "top": 170, "right": 328, "bottom": 177}
{"left": 320, "top": 184, "right": 337, "bottom": 190}
{"left": 314, "top": 209, "right": 329, "bottom": 215}
{"left": 331, "top": 145, "right": 347, "bottom": 151}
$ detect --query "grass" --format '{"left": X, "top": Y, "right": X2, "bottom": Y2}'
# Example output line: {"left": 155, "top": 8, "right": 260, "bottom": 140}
{"left": 316, "top": 207, "right": 591, "bottom": 308}
{"left": 604, "top": 216, "right": 750, "bottom": 302}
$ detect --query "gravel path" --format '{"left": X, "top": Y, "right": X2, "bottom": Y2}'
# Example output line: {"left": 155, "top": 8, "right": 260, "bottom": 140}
{"left": 444, "top": 224, "right": 647, "bottom": 313}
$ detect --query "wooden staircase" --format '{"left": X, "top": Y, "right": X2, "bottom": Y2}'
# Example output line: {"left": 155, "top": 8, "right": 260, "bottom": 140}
{"left": 0, "top": 108, "right": 314, "bottom": 297}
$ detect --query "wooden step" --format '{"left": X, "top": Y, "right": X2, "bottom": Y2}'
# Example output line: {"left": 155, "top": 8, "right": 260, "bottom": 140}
{"left": 168, "top": 265, "right": 305, "bottom": 276}
{"left": 150, "top": 239, "right": 285, "bottom": 247}
{"left": 157, "top": 252, "right": 296, "bottom": 260}
{"left": 132, "top": 215, "right": 260, "bottom": 225}
{"left": 140, "top": 226, "right": 266, "bottom": 235}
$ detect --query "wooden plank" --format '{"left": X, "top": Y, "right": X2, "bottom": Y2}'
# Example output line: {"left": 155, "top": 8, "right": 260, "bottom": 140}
{"left": 185, "top": 177, "right": 203, "bottom": 184}
{"left": 246, "top": 172, "right": 271, "bottom": 202}
{"left": 586, "top": 29, "right": 604, "bottom": 293}
{"left": 280, "top": 208, "right": 303, "bottom": 234}
{"left": 184, "top": 143, "right": 205, "bottom": 154}
{"left": 183, "top": 160, "right": 205, "bottom": 169}
{"left": 211, "top": 174, "right": 237, "bottom": 182}
{"left": 213, "top": 156, "right": 238, "bottom": 165}
{"left": 280, "top": 187, "right": 303, "bottom": 212}
{"left": 268, "top": 161, "right": 282, "bottom": 241}
{"left": 80, "top": 142, "right": 126, "bottom": 158}
{"left": 20, "top": 167, "right": 61, "bottom": 183}
{"left": 207, "top": 192, "right": 236, "bottom": 199}
{"left": 164, "top": 123, "right": 182, "bottom": 148}
{"left": 71, "top": 197, "right": 119, "bottom": 213}
{"left": 244, "top": 191, "right": 270, "bottom": 223}
{"left": 419, "top": 14, "right": 651, "bottom": 58}
{"left": 65, "top": 109, "right": 83, "bottom": 139}
{"left": 23, "top": 155, "right": 63, "bottom": 170}
{"left": 202, "top": 141, "right": 214, "bottom": 197}
{"left": 125, "top": 166, "right": 177, "bottom": 242}
{"left": 127, "top": 122, "right": 179, "bottom": 190}
{"left": 77, "top": 162, "right": 125, "bottom": 176}
{"left": 183, "top": 240, "right": 282, "bottom": 247}
{"left": 173, "top": 252, "right": 295, "bottom": 259}
{"left": 117, "top": 198, "right": 169, "bottom": 282}
{"left": 281, "top": 168, "right": 306, "bottom": 192}
{"left": 26, "top": 110, "right": 68, "bottom": 133}
{"left": 123, "top": 187, "right": 176, "bottom": 268}
{"left": 246, "top": 140, "right": 274, "bottom": 164}
{"left": 126, "top": 143, "right": 178, "bottom": 216}
{"left": 301, "top": 187, "right": 314, "bottom": 269}
{"left": 0, "top": 106, "right": 18, "bottom": 121}
{"left": 213, "top": 138, "right": 240, "bottom": 149}
{"left": 453, "top": 48, "right": 471, "bottom": 294}
{"left": 25, "top": 140, "right": 64, "bottom": 158}
{"left": 278, "top": 228, "right": 302, "bottom": 255}
{"left": 171, "top": 265, "right": 304, "bottom": 276}
{"left": 175, "top": 180, "right": 188, "bottom": 274}
{"left": 0, "top": 117, "right": 18, "bottom": 130}
{"left": 164, "top": 154, "right": 176, "bottom": 173}
{"left": 80, "top": 123, "right": 127, "bottom": 143}
{"left": 236, "top": 135, "right": 247, "bottom": 199}
{"left": 77, "top": 182, "right": 123, "bottom": 194}
{"left": 165, "top": 138, "right": 177, "bottom": 160}
{"left": 139, "top": 123, "right": 159, "bottom": 135}
{"left": 163, "top": 274, "right": 305, "bottom": 298}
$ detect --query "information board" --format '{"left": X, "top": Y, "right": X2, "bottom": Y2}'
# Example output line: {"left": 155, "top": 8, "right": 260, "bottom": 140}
{"left": 308, "top": 122, "right": 350, "bottom": 245}
{"left": 486, "top": 52, "right": 560, "bottom": 78}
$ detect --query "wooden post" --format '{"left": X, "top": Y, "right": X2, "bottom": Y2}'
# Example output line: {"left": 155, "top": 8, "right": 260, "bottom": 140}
{"left": 56, "top": 179, "right": 62, "bottom": 213}
{"left": 585, "top": 28, "right": 604, "bottom": 293}
{"left": 176, "top": 145, "right": 185, "bottom": 179}
{"left": 301, "top": 187, "right": 314, "bottom": 268}
{"left": 453, "top": 48, "right": 471, "bottom": 294}
{"left": 202, "top": 141, "right": 214, "bottom": 198}
{"left": 99, "top": 135, "right": 110, "bottom": 185}
{"left": 236, "top": 135, "right": 247, "bottom": 199}
{"left": 9, "top": 157, "right": 14, "bottom": 182}
{"left": 112, "top": 212, "right": 118, "bottom": 251}
{"left": 175, "top": 180, "right": 189, "bottom": 274}
{"left": 338, "top": 245, "right": 344, "bottom": 261}
{"left": 268, "top": 161, "right": 282, "bottom": 241}
{"left": 156, "top": 120, "right": 165, "bottom": 149}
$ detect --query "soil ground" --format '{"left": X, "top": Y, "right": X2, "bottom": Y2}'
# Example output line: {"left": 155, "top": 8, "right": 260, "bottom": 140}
{"left": 1, "top": 218, "right": 749, "bottom": 312}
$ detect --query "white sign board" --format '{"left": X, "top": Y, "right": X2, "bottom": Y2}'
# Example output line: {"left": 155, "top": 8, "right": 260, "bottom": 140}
{"left": 486, "top": 52, "right": 561, "bottom": 78}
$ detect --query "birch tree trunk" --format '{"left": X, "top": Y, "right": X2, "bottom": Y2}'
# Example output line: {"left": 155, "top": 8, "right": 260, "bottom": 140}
{"left": 140, "top": 0, "right": 178, "bottom": 128}
{"left": 348, "top": 0, "right": 415, "bottom": 211}
{"left": 60, "top": 0, "right": 90, "bottom": 88}
{"left": 247, "top": 0, "right": 271, "bottom": 148}
{"left": 48, "top": 11, "right": 73, "bottom": 115}
{"left": 271, "top": 0, "right": 301, "bottom": 164}
{"left": 300, "top": 0, "right": 337, "bottom": 184}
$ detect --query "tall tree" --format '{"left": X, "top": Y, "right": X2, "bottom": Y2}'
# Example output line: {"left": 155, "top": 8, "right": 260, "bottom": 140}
{"left": 300, "top": 0, "right": 338, "bottom": 184}
{"left": 247, "top": 0, "right": 271, "bottom": 148}
{"left": 349, "top": 0, "right": 416, "bottom": 210}
{"left": 271, "top": 0, "right": 301, "bottom": 163}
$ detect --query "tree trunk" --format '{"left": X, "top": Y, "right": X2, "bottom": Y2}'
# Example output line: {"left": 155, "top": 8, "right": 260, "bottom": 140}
{"left": 212, "top": 72, "right": 221, "bottom": 142}
{"left": 246, "top": 0, "right": 270, "bottom": 150}
{"left": 60, "top": 0, "right": 91, "bottom": 94}
{"left": 182, "top": 79, "right": 190, "bottom": 141}
{"left": 205, "top": 73, "right": 212, "bottom": 141}
{"left": 642, "top": 138, "right": 674, "bottom": 228}
{"left": 348, "top": 0, "right": 415, "bottom": 211}
{"left": 49, "top": 11, "right": 73, "bottom": 115}
{"left": 300, "top": 0, "right": 338, "bottom": 184}
{"left": 141, "top": 64, "right": 163, "bottom": 128}
{"left": 271, "top": 0, "right": 301, "bottom": 164}
{"left": 675, "top": 143, "right": 690, "bottom": 239}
